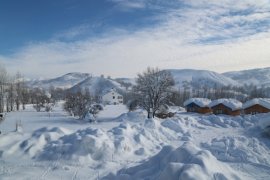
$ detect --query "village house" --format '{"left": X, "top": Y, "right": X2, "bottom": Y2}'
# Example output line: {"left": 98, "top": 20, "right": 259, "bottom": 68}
{"left": 209, "top": 98, "right": 242, "bottom": 116}
{"left": 99, "top": 88, "right": 123, "bottom": 105}
{"left": 243, "top": 98, "right": 270, "bottom": 115}
{"left": 184, "top": 98, "right": 212, "bottom": 114}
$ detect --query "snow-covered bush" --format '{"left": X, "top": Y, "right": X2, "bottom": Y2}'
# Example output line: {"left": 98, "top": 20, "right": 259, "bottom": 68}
{"left": 45, "top": 104, "right": 53, "bottom": 112}
{"left": 64, "top": 90, "right": 92, "bottom": 119}
{"left": 126, "top": 99, "right": 139, "bottom": 111}
{"left": 83, "top": 111, "right": 95, "bottom": 122}
{"left": 87, "top": 104, "right": 103, "bottom": 122}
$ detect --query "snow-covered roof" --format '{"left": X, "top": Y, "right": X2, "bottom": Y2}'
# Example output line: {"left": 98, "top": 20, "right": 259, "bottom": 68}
{"left": 243, "top": 98, "right": 270, "bottom": 110}
{"left": 183, "top": 98, "right": 211, "bottom": 108}
{"left": 209, "top": 98, "right": 242, "bottom": 111}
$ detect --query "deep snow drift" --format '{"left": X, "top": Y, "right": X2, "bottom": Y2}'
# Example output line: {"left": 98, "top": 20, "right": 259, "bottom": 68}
{"left": 105, "top": 142, "right": 241, "bottom": 180}
{"left": 0, "top": 104, "right": 270, "bottom": 180}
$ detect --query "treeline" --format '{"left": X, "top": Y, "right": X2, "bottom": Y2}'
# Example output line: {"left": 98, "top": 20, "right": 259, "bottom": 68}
{"left": 0, "top": 65, "right": 29, "bottom": 113}
{"left": 0, "top": 65, "right": 57, "bottom": 113}
{"left": 168, "top": 84, "right": 270, "bottom": 106}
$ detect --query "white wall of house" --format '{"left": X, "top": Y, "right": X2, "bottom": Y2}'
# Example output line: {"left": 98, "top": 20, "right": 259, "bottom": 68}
{"left": 101, "top": 90, "right": 123, "bottom": 105}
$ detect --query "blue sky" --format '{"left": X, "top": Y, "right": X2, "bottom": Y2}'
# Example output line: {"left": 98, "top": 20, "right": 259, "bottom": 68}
{"left": 1, "top": 0, "right": 270, "bottom": 78}
{"left": 0, "top": 0, "right": 143, "bottom": 54}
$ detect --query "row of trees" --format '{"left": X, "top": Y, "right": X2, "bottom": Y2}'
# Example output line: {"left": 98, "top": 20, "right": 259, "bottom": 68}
{"left": 0, "top": 65, "right": 54, "bottom": 113}
{"left": 0, "top": 65, "right": 30, "bottom": 113}
{"left": 168, "top": 84, "right": 270, "bottom": 107}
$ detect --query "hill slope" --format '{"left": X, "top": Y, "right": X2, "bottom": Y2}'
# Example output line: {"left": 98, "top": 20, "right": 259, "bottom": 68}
{"left": 27, "top": 72, "right": 91, "bottom": 89}
{"left": 165, "top": 69, "right": 238, "bottom": 88}
{"left": 69, "top": 76, "right": 125, "bottom": 95}
{"left": 223, "top": 67, "right": 270, "bottom": 87}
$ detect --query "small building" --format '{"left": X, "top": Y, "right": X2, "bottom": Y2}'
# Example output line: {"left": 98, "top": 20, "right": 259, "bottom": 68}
{"left": 184, "top": 98, "right": 212, "bottom": 114}
{"left": 243, "top": 98, "right": 270, "bottom": 115}
{"left": 99, "top": 88, "right": 123, "bottom": 105}
{"left": 209, "top": 98, "right": 242, "bottom": 116}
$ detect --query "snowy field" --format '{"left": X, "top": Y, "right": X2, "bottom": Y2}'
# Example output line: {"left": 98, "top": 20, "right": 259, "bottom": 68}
{"left": 0, "top": 102, "right": 270, "bottom": 180}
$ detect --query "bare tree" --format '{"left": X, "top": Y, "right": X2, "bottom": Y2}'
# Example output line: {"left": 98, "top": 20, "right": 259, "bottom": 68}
{"left": 31, "top": 88, "right": 51, "bottom": 112}
{"left": 6, "top": 80, "right": 16, "bottom": 112}
{"left": 133, "top": 67, "right": 174, "bottom": 118}
{"left": 15, "top": 72, "right": 23, "bottom": 111}
{"left": 0, "top": 65, "right": 8, "bottom": 113}
{"left": 21, "top": 87, "right": 29, "bottom": 110}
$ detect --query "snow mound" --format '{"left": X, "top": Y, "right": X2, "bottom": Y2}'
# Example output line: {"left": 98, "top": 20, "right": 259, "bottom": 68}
{"left": 198, "top": 115, "right": 242, "bottom": 128}
{"left": 209, "top": 98, "right": 242, "bottom": 111}
{"left": 97, "top": 104, "right": 128, "bottom": 120}
{"left": 111, "top": 110, "right": 145, "bottom": 122}
{"left": 202, "top": 136, "right": 270, "bottom": 166}
{"left": 0, "top": 127, "right": 70, "bottom": 158}
{"left": 198, "top": 115, "right": 258, "bottom": 129}
{"left": 21, "top": 127, "right": 70, "bottom": 158}
{"left": 104, "top": 142, "right": 241, "bottom": 180}
{"left": 184, "top": 98, "right": 211, "bottom": 107}
{"left": 37, "top": 119, "right": 180, "bottom": 163}
{"left": 161, "top": 119, "right": 186, "bottom": 133}
{"left": 259, "top": 114, "right": 270, "bottom": 134}
{"left": 38, "top": 127, "right": 114, "bottom": 162}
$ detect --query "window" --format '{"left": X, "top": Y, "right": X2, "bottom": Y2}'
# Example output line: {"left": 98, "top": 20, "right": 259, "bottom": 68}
{"left": 113, "top": 96, "right": 115, "bottom": 99}
{"left": 216, "top": 109, "right": 223, "bottom": 114}
{"left": 118, "top": 96, "right": 122, "bottom": 99}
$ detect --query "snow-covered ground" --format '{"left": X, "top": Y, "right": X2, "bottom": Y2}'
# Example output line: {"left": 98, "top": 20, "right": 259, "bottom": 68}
{"left": 0, "top": 103, "right": 270, "bottom": 180}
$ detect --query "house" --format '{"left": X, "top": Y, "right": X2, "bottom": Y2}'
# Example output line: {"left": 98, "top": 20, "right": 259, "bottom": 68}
{"left": 99, "top": 88, "right": 123, "bottom": 105}
{"left": 209, "top": 98, "right": 242, "bottom": 116}
{"left": 243, "top": 98, "right": 270, "bottom": 115}
{"left": 184, "top": 98, "right": 212, "bottom": 114}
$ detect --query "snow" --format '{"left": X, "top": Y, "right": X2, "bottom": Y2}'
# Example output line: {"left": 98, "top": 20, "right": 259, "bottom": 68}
{"left": 105, "top": 142, "right": 241, "bottom": 180}
{"left": 70, "top": 76, "right": 125, "bottom": 95}
{"left": 223, "top": 67, "right": 270, "bottom": 87}
{"left": 184, "top": 98, "right": 211, "bottom": 107}
{"left": 27, "top": 72, "right": 91, "bottom": 89}
{"left": 167, "top": 69, "right": 238, "bottom": 88}
{"left": 202, "top": 136, "right": 270, "bottom": 165}
{"left": 1, "top": 102, "right": 270, "bottom": 179}
{"left": 243, "top": 98, "right": 270, "bottom": 109}
{"left": 97, "top": 105, "right": 128, "bottom": 121}
{"left": 209, "top": 98, "right": 242, "bottom": 111}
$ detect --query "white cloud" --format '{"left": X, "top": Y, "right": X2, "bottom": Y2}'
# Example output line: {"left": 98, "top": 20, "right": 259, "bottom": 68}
{"left": 1, "top": 0, "right": 270, "bottom": 78}
{"left": 109, "top": 0, "right": 146, "bottom": 10}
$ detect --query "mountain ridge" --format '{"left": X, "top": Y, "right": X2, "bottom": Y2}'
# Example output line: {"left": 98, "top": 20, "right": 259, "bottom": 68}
{"left": 26, "top": 67, "right": 270, "bottom": 93}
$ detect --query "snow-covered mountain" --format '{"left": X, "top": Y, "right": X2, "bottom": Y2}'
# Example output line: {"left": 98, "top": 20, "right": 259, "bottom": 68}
{"left": 223, "top": 67, "right": 270, "bottom": 87}
{"left": 26, "top": 67, "right": 270, "bottom": 93}
{"left": 69, "top": 76, "right": 125, "bottom": 95}
{"left": 27, "top": 72, "right": 91, "bottom": 89}
{"left": 165, "top": 69, "right": 238, "bottom": 89}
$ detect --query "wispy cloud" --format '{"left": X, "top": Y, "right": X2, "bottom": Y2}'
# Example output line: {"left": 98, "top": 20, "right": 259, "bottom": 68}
{"left": 1, "top": 0, "right": 270, "bottom": 78}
